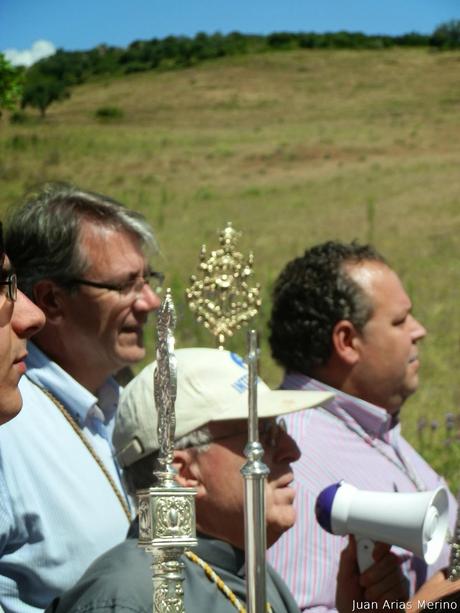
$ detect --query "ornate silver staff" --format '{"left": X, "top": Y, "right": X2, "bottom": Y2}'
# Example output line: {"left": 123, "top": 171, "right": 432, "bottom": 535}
{"left": 137, "top": 289, "right": 198, "bottom": 613}
{"left": 241, "top": 329, "right": 269, "bottom": 613}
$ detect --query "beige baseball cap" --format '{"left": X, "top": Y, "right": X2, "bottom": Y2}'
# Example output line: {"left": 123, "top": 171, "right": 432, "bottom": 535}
{"left": 114, "top": 347, "right": 333, "bottom": 468}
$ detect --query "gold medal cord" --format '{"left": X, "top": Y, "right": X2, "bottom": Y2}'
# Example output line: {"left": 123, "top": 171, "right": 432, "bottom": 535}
{"left": 28, "top": 378, "right": 131, "bottom": 523}
{"left": 185, "top": 549, "right": 273, "bottom": 613}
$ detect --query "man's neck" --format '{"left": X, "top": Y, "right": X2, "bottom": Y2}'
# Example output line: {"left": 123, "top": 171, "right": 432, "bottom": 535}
{"left": 33, "top": 337, "right": 110, "bottom": 393}
{"left": 309, "top": 367, "right": 400, "bottom": 417}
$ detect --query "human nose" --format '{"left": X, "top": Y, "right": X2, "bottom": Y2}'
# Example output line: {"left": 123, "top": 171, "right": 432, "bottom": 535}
{"left": 133, "top": 283, "right": 161, "bottom": 313}
{"left": 12, "top": 290, "right": 45, "bottom": 338}
{"left": 272, "top": 430, "right": 301, "bottom": 465}
{"left": 410, "top": 315, "right": 426, "bottom": 342}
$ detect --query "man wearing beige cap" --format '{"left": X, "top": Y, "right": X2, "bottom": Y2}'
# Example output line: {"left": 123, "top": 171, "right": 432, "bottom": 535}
{"left": 47, "top": 348, "right": 406, "bottom": 613}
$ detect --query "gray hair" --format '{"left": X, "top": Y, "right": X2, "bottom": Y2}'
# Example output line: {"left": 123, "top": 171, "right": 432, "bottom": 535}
{"left": 5, "top": 182, "right": 157, "bottom": 299}
{"left": 123, "top": 425, "right": 212, "bottom": 496}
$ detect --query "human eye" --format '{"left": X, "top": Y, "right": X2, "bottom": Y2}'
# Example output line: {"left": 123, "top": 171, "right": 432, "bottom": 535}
{"left": 393, "top": 312, "right": 409, "bottom": 326}
{"left": 117, "top": 278, "right": 137, "bottom": 295}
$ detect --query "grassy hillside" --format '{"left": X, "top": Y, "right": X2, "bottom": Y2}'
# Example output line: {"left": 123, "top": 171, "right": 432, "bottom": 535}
{"left": 1, "top": 47, "right": 460, "bottom": 488}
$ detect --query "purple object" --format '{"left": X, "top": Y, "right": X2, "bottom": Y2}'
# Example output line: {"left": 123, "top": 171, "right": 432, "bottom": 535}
{"left": 315, "top": 482, "right": 342, "bottom": 534}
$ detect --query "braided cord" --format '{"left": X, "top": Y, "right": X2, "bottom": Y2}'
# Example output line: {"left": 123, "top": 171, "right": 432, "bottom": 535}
{"left": 30, "top": 379, "right": 131, "bottom": 523}
{"left": 185, "top": 549, "right": 273, "bottom": 612}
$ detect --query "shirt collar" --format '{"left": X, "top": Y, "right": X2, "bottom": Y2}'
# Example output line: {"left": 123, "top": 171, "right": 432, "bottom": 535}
{"left": 282, "top": 372, "right": 392, "bottom": 438}
{"left": 194, "top": 532, "right": 245, "bottom": 577}
{"left": 25, "top": 341, "right": 120, "bottom": 426}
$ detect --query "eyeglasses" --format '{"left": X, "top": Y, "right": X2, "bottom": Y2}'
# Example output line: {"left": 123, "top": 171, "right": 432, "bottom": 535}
{"left": 68, "top": 270, "right": 165, "bottom": 298}
{"left": 211, "top": 418, "right": 287, "bottom": 450}
{"left": 0, "top": 272, "right": 18, "bottom": 303}
{"left": 260, "top": 417, "right": 287, "bottom": 449}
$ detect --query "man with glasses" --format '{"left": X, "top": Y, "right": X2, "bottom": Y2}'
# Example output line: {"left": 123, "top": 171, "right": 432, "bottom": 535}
{"left": 0, "top": 183, "right": 162, "bottom": 613}
{"left": 48, "top": 347, "right": 398, "bottom": 612}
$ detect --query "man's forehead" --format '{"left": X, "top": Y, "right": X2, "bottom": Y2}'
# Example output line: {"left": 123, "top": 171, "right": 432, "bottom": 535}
{"left": 1, "top": 254, "right": 11, "bottom": 272}
{"left": 346, "top": 261, "right": 411, "bottom": 310}
{"left": 79, "top": 221, "right": 146, "bottom": 269}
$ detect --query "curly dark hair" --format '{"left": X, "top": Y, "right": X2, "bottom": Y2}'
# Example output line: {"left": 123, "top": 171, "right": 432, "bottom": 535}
{"left": 269, "top": 241, "right": 386, "bottom": 375}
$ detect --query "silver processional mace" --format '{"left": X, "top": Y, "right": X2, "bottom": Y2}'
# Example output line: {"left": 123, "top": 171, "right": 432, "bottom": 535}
{"left": 241, "top": 329, "right": 270, "bottom": 613}
{"left": 138, "top": 289, "right": 197, "bottom": 613}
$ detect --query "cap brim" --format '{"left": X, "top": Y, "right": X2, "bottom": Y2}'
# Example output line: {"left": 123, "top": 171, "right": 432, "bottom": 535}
{"left": 212, "top": 390, "right": 334, "bottom": 421}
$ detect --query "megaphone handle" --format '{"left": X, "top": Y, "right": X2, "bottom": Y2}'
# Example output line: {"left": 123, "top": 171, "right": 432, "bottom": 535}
{"left": 357, "top": 537, "right": 375, "bottom": 572}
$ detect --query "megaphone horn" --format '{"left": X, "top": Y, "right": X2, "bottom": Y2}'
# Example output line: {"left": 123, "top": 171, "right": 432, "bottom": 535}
{"left": 315, "top": 482, "right": 449, "bottom": 572}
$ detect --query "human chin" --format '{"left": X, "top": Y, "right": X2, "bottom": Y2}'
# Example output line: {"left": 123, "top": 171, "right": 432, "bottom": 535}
{"left": 266, "top": 487, "right": 296, "bottom": 540}
{"left": 404, "top": 365, "right": 420, "bottom": 391}
{"left": 116, "top": 343, "right": 146, "bottom": 365}
{"left": 0, "top": 387, "right": 23, "bottom": 424}
{"left": 267, "top": 505, "right": 296, "bottom": 546}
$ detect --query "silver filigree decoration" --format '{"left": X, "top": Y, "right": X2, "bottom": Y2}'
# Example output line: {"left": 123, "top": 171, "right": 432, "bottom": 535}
{"left": 185, "top": 222, "right": 261, "bottom": 349}
{"left": 155, "top": 497, "right": 193, "bottom": 538}
{"left": 154, "top": 290, "right": 177, "bottom": 472}
{"left": 139, "top": 497, "right": 151, "bottom": 539}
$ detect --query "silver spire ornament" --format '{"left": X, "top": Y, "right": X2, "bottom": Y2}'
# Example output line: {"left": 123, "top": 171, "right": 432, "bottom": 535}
{"left": 138, "top": 289, "right": 197, "bottom": 613}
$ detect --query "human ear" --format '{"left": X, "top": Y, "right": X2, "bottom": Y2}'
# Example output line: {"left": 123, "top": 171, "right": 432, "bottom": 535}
{"left": 32, "top": 280, "right": 66, "bottom": 324}
{"left": 173, "top": 450, "right": 206, "bottom": 497}
{"left": 331, "top": 319, "right": 361, "bottom": 366}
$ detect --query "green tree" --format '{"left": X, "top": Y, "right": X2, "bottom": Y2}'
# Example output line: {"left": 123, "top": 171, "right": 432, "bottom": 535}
{"left": 21, "top": 74, "right": 69, "bottom": 117}
{"left": 0, "top": 53, "right": 24, "bottom": 117}
{"left": 431, "top": 20, "right": 460, "bottom": 49}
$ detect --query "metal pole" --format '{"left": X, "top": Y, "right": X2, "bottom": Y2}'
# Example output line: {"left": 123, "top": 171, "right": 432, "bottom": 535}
{"left": 241, "top": 329, "right": 269, "bottom": 613}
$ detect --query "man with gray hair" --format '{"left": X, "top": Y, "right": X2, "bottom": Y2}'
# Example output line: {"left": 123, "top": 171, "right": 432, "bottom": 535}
{"left": 0, "top": 183, "right": 162, "bottom": 612}
{"left": 46, "top": 348, "right": 409, "bottom": 613}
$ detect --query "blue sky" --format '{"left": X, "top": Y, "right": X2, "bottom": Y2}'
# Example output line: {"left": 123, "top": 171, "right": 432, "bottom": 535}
{"left": 1, "top": 0, "right": 459, "bottom": 61}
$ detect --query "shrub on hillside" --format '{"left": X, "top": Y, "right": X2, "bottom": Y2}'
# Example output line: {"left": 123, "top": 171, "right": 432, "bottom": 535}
{"left": 94, "top": 106, "right": 124, "bottom": 120}
{"left": 9, "top": 110, "right": 30, "bottom": 124}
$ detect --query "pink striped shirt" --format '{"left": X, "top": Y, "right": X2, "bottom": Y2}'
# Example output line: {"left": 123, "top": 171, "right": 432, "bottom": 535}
{"left": 267, "top": 373, "right": 457, "bottom": 612}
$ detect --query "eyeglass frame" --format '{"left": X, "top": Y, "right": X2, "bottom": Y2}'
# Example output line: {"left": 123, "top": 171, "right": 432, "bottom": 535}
{"left": 0, "top": 271, "right": 18, "bottom": 303}
{"left": 207, "top": 417, "right": 288, "bottom": 450}
{"left": 65, "top": 270, "right": 165, "bottom": 297}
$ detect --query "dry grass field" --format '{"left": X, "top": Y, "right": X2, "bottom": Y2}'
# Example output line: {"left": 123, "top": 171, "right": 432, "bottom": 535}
{"left": 1, "top": 47, "right": 460, "bottom": 487}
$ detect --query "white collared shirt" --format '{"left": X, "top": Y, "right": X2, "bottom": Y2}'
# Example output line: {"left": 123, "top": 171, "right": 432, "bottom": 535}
{"left": 0, "top": 343, "right": 131, "bottom": 613}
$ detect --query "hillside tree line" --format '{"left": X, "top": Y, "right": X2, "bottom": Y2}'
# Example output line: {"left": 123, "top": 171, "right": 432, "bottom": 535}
{"left": 9, "top": 20, "right": 460, "bottom": 118}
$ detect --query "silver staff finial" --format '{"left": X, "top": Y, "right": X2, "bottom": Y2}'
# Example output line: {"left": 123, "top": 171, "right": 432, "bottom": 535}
{"left": 154, "top": 290, "right": 178, "bottom": 482}
{"left": 138, "top": 289, "right": 197, "bottom": 612}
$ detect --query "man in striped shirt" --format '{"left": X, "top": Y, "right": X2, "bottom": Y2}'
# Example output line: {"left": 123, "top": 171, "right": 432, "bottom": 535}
{"left": 266, "top": 241, "right": 457, "bottom": 612}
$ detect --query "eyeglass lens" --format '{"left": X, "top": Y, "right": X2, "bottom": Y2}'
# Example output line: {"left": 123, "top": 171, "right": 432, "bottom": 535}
{"left": 0, "top": 272, "right": 17, "bottom": 302}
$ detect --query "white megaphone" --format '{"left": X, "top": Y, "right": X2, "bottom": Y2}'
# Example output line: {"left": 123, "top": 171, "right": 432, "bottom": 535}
{"left": 315, "top": 481, "right": 449, "bottom": 572}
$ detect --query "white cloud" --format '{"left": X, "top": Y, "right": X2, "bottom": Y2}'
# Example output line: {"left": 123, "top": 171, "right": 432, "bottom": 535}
{"left": 3, "top": 40, "right": 56, "bottom": 67}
